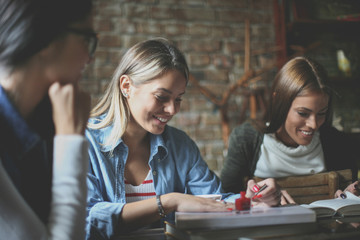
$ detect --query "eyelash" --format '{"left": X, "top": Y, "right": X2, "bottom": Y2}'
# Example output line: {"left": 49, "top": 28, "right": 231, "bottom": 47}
{"left": 297, "top": 111, "right": 327, "bottom": 117}
{"left": 155, "top": 95, "right": 182, "bottom": 102}
{"left": 297, "top": 112, "right": 308, "bottom": 117}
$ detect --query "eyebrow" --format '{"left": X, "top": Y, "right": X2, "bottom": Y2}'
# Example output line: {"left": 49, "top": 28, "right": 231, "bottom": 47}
{"left": 297, "top": 106, "right": 328, "bottom": 112}
{"left": 157, "top": 88, "right": 185, "bottom": 96}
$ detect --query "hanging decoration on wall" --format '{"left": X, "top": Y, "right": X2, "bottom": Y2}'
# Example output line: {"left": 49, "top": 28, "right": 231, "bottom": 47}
{"left": 189, "top": 19, "right": 282, "bottom": 147}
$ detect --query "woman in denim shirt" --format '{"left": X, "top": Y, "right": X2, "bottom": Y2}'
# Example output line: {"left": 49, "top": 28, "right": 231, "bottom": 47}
{"left": 85, "top": 38, "right": 281, "bottom": 239}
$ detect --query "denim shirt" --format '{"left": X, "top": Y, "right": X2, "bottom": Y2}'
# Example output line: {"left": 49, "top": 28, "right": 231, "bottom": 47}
{"left": 85, "top": 115, "right": 223, "bottom": 239}
{"left": 0, "top": 85, "right": 53, "bottom": 223}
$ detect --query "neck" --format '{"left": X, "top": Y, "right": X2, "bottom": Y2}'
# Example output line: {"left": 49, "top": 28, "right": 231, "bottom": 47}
{"left": 275, "top": 127, "right": 299, "bottom": 148}
{"left": 0, "top": 66, "right": 48, "bottom": 119}
{"left": 123, "top": 122, "right": 149, "bottom": 149}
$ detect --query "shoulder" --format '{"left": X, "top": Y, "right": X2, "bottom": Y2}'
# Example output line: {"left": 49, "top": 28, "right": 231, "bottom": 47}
{"left": 319, "top": 125, "right": 348, "bottom": 142}
{"left": 230, "top": 121, "right": 264, "bottom": 140}
{"left": 85, "top": 115, "right": 113, "bottom": 147}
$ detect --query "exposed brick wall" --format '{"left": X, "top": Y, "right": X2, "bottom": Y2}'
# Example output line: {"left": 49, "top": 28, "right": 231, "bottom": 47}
{"left": 83, "top": 0, "right": 277, "bottom": 175}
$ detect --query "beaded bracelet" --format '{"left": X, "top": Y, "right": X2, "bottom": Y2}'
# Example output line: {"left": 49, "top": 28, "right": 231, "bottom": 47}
{"left": 156, "top": 195, "right": 166, "bottom": 218}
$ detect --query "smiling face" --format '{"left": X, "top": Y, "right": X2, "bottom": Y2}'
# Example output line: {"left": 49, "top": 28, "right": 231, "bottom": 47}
{"left": 276, "top": 92, "right": 329, "bottom": 147}
{"left": 122, "top": 69, "right": 187, "bottom": 135}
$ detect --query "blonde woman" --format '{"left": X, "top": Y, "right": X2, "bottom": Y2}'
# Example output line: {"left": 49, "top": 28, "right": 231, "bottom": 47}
{"left": 85, "top": 38, "right": 281, "bottom": 239}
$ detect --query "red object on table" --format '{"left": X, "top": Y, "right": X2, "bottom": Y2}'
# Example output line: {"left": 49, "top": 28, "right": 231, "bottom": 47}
{"left": 235, "top": 191, "right": 251, "bottom": 211}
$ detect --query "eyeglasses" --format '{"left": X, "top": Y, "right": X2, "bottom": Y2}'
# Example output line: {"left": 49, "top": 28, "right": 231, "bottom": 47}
{"left": 67, "top": 28, "right": 98, "bottom": 57}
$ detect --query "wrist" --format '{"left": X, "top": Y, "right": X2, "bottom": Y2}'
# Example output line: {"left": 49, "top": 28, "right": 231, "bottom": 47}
{"left": 160, "top": 193, "right": 178, "bottom": 215}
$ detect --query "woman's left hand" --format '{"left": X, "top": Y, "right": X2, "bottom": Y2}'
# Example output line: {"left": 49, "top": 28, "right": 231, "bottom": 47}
{"left": 246, "top": 178, "right": 282, "bottom": 207}
{"left": 334, "top": 181, "right": 360, "bottom": 198}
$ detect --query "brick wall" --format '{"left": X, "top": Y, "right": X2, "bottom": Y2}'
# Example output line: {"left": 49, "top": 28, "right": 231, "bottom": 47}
{"left": 83, "top": 0, "right": 277, "bottom": 175}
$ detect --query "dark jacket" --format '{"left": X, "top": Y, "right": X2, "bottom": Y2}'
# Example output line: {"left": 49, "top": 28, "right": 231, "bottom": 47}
{"left": 220, "top": 121, "right": 359, "bottom": 193}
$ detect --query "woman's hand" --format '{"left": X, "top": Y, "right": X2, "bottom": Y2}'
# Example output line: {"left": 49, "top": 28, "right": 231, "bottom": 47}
{"left": 121, "top": 193, "right": 234, "bottom": 230}
{"left": 48, "top": 82, "right": 90, "bottom": 135}
{"left": 246, "top": 178, "right": 282, "bottom": 207}
{"left": 334, "top": 181, "right": 360, "bottom": 198}
{"left": 280, "top": 189, "right": 296, "bottom": 205}
{"left": 163, "top": 193, "right": 235, "bottom": 213}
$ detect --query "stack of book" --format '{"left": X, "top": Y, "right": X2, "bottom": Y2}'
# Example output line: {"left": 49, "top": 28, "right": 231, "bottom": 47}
{"left": 165, "top": 205, "right": 317, "bottom": 240}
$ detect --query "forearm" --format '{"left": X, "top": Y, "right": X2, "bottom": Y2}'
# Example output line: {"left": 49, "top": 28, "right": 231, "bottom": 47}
{"left": 121, "top": 193, "right": 177, "bottom": 229}
{"left": 49, "top": 135, "right": 89, "bottom": 240}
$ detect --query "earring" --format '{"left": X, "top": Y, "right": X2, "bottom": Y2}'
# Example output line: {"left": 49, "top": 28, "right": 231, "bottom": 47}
{"left": 122, "top": 91, "right": 128, "bottom": 98}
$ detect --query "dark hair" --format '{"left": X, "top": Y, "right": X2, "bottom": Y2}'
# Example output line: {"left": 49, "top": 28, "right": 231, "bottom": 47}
{"left": 265, "top": 56, "right": 333, "bottom": 133}
{"left": 0, "top": 0, "right": 93, "bottom": 70}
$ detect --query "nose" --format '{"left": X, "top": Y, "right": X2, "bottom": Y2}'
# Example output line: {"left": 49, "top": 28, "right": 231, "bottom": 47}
{"left": 306, "top": 115, "right": 318, "bottom": 130}
{"left": 164, "top": 101, "right": 178, "bottom": 115}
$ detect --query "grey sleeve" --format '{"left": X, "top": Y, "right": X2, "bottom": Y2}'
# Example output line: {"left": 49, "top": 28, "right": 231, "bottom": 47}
{"left": 220, "top": 123, "right": 258, "bottom": 193}
{"left": 0, "top": 135, "right": 89, "bottom": 240}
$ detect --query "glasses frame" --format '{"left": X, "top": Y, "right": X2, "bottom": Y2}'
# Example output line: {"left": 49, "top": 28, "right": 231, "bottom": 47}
{"left": 67, "top": 28, "right": 98, "bottom": 57}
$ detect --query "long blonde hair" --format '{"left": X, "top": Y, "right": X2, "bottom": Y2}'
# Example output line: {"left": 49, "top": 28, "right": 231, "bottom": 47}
{"left": 88, "top": 38, "right": 189, "bottom": 150}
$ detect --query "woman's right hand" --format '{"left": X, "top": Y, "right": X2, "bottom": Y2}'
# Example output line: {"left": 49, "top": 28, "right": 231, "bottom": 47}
{"left": 246, "top": 178, "right": 282, "bottom": 207}
{"left": 162, "top": 193, "right": 234, "bottom": 213}
{"left": 48, "top": 82, "right": 90, "bottom": 135}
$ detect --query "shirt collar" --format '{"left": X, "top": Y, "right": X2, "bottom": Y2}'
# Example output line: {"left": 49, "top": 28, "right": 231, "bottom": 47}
{"left": 0, "top": 86, "right": 40, "bottom": 156}
{"left": 92, "top": 115, "right": 168, "bottom": 159}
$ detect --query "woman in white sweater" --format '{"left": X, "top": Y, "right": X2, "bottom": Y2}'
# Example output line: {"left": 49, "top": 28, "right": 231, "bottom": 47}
{"left": 0, "top": 0, "right": 96, "bottom": 239}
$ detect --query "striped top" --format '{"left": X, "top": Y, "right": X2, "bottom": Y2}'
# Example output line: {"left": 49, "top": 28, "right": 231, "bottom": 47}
{"left": 125, "top": 170, "right": 156, "bottom": 203}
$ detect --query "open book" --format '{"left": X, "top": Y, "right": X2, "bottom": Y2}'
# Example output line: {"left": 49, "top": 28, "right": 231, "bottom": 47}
{"left": 301, "top": 191, "right": 360, "bottom": 218}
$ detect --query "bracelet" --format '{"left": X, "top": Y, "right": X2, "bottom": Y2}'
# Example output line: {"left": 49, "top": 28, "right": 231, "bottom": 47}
{"left": 156, "top": 195, "right": 166, "bottom": 218}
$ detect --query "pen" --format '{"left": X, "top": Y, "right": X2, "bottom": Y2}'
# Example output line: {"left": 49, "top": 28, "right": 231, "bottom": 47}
{"left": 254, "top": 184, "right": 268, "bottom": 196}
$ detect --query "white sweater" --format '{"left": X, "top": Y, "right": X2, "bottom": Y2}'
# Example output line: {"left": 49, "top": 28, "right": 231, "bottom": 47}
{"left": 0, "top": 135, "right": 88, "bottom": 240}
{"left": 254, "top": 132, "right": 326, "bottom": 178}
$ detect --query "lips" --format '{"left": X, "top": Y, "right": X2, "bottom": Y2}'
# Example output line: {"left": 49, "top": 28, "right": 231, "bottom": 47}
{"left": 300, "top": 130, "right": 314, "bottom": 136}
{"left": 154, "top": 115, "right": 169, "bottom": 123}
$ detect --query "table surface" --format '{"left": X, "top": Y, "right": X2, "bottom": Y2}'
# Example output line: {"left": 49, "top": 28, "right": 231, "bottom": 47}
{"left": 113, "top": 217, "right": 360, "bottom": 240}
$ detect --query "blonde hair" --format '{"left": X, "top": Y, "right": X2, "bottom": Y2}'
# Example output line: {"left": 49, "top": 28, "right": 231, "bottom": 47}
{"left": 88, "top": 38, "right": 189, "bottom": 151}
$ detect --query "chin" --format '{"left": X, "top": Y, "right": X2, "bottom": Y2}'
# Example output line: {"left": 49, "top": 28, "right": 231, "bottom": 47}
{"left": 150, "top": 126, "right": 166, "bottom": 135}
{"left": 298, "top": 140, "right": 312, "bottom": 146}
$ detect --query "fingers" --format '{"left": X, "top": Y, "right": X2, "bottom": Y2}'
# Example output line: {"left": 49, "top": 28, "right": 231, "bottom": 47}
{"left": 247, "top": 178, "right": 281, "bottom": 207}
{"left": 174, "top": 194, "right": 234, "bottom": 213}
{"left": 49, "top": 82, "right": 91, "bottom": 135}
{"left": 345, "top": 181, "right": 360, "bottom": 195}
{"left": 245, "top": 179, "right": 257, "bottom": 198}
{"left": 334, "top": 190, "right": 346, "bottom": 199}
{"left": 280, "top": 190, "right": 296, "bottom": 205}
{"left": 334, "top": 181, "right": 360, "bottom": 199}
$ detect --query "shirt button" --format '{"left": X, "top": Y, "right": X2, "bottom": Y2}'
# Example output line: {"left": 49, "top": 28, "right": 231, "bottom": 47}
{"left": 153, "top": 170, "right": 157, "bottom": 176}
